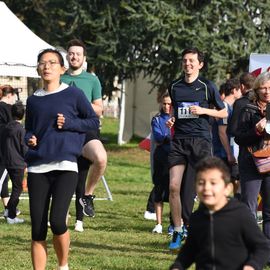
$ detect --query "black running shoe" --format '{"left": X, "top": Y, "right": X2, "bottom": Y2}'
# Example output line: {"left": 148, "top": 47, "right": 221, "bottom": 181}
{"left": 79, "top": 195, "right": 95, "bottom": 217}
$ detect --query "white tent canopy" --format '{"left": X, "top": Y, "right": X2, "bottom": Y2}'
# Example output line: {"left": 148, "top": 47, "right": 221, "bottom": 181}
{"left": 0, "top": 1, "right": 53, "bottom": 78}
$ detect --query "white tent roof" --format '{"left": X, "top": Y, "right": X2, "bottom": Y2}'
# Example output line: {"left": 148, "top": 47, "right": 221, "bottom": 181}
{"left": 0, "top": 1, "right": 53, "bottom": 78}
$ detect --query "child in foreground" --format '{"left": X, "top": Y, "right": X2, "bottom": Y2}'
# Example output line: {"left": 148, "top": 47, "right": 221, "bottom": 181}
{"left": 169, "top": 156, "right": 270, "bottom": 270}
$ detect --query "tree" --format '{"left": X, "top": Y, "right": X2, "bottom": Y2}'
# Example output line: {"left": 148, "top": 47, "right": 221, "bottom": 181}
{"left": 4, "top": 0, "right": 270, "bottom": 94}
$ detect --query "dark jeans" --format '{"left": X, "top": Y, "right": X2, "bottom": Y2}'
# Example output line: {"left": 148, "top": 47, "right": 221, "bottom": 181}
{"left": 241, "top": 175, "right": 270, "bottom": 239}
{"left": 6, "top": 168, "right": 24, "bottom": 218}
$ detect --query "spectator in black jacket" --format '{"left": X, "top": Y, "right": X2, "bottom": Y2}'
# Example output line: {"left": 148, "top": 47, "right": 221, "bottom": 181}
{"left": 1, "top": 101, "right": 27, "bottom": 224}
{"left": 229, "top": 72, "right": 255, "bottom": 137}
{"left": 170, "top": 157, "right": 270, "bottom": 270}
{"left": 0, "top": 85, "right": 17, "bottom": 215}
{"left": 235, "top": 71, "right": 270, "bottom": 249}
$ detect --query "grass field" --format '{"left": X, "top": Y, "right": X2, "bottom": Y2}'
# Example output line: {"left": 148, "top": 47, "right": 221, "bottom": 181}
{"left": 0, "top": 117, "right": 176, "bottom": 270}
{"left": 1, "top": 117, "right": 270, "bottom": 270}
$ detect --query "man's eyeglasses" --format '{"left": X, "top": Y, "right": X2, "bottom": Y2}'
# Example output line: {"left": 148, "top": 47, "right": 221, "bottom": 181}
{"left": 38, "top": 60, "right": 60, "bottom": 68}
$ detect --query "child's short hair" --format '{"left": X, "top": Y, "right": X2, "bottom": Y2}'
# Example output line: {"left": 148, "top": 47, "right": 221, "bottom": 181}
{"left": 195, "top": 157, "right": 231, "bottom": 184}
{"left": 11, "top": 101, "right": 25, "bottom": 120}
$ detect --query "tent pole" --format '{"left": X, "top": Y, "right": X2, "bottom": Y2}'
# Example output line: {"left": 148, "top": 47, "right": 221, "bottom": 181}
{"left": 118, "top": 78, "right": 126, "bottom": 145}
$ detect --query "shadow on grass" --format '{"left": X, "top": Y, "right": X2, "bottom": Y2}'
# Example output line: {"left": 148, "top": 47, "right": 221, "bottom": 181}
{"left": 0, "top": 235, "right": 30, "bottom": 251}
{"left": 70, "top": 239, "right": 170, "bottom": 257}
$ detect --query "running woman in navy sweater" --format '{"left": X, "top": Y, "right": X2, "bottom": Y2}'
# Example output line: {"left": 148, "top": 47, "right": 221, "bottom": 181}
{"left": 25, "top": 49, "right": 99, "bottom": 270}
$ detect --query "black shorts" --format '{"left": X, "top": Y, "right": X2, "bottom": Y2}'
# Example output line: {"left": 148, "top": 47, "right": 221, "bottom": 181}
{"left": 168, "top": 137, "right": 212, "bottom": 168}
{"left": 84, "top": 129, "right": 100, "bottom": 145}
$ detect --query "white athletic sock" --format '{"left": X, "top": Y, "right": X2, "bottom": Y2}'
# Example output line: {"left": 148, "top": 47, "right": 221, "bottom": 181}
{"left": 174, "top": 226, "right": 182, "bottom": 232}
{"left": 58, "top": 264, "right": 69, "bottom": 270}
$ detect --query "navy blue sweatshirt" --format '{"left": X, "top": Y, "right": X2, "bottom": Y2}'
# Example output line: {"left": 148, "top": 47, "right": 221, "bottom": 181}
{"left": 25, "top": 86, "right": 99, "bottom": 166}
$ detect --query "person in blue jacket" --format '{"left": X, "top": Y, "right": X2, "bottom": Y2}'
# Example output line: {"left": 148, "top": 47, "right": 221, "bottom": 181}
{"left": 25, "top": 48, "right": 99, "bottom": 270}
{"left": 151, "top": 91, "right": 172, "bottom": 234}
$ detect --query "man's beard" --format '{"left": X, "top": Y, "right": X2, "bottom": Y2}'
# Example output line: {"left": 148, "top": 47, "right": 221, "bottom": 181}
{"left": 69, "top": 64, "right": 82, "bottom": 71}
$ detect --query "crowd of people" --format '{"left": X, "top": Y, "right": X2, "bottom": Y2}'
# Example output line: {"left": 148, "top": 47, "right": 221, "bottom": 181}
{"left": 0, "top": 40, "right": 107, "bottom": 270}
{"left": 145, "top": 47, "right": 270, "bottom": 269}
{"left": 1, "top": 42, "right": 270, "bottom": 270}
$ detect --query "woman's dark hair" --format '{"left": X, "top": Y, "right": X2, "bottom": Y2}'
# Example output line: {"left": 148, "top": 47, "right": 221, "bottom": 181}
{"left": 157, "top": 90, "right": 171, "bottom": 112}
{"left": 195, "top": 156, "right": 231, "bottom": 184}
{"left": 0, "top": 85, "right": 15, "bottom": 99}
{"left": 37, "top": 48, "right": 65, "bottom": 67}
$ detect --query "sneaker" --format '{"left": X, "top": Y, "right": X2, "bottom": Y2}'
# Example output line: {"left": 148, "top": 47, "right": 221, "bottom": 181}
{"left": 180, "top": 225, "right": 188, "bottom": 241}
{"left": 169, "top": 231, "right": 182, "bottom": 251}
{"left": 152, "top": 224, "right": 162, "bottom": 234}
{"left": 144, "top": 211, "right": 157, "bottom": 221}
{"left": 167, "top": 225, "right": 174, "bottom": 236}
{"left": 74, "top": 220, "right": 84, "bottom": 232}
{"left": 3, "top": 209, "right": 8, "bottom": 218}
{"left": 3, "top": 208, "right": 21, "bottom": 218}
{"left": 6, "top": 217, "right": 24, "bottom": 224}
{"left": 79, "top": 195, "right": 95, "bottom": 217}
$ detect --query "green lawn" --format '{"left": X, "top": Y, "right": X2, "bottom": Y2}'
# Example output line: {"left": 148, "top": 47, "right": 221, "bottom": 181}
{"left": 0, "top": 117, "right": 175, "bottom": 270}
{"left": 1, "top": 117, "right": 269, "bottom": 270}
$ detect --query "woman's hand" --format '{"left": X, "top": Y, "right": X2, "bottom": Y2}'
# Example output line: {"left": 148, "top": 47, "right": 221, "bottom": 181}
{"left": 57, "top": 113, "right": 65, "bottom": 129}
{"left": 256, "top": 117, "right": 267, "bottom": 133}
{"left": 166, "top": 117, "right": 175, "bottom": 128}
{"left": 28, "top": 135, "right": 37, "bottom": 147}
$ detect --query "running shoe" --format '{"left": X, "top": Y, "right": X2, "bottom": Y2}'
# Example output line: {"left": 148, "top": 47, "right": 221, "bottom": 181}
{"left": 2, "top": 208, "right": 21, "bottom": 218}
{"left": 74, "top": 220, "right": 84, "bottom": 232}
{"left": 152, "top": 224, "right": 162, "bottom": 234}
{"left": 79, "top": 195, "right": 95, "bottom": 217}
{"left": 144, "top": 211, "right": 157, "bottom": 221}
{"left": 6, "top": 217, "right": 24, "bottom": 224}
{"left": 181, "top": 225, "right": 188, "bottom": 241}
{"left": 167, "top": 225, "right": 174, "bottom": 236}
{"left": 169, "top": 231, "right": 182, "bottom": 251}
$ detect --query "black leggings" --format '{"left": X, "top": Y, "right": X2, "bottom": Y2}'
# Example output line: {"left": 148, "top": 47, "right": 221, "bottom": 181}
{"left": 28, "top": 171, "right": 78, "bottom": 241}
{"left": 75, "top": 156, "right": 90, "bottom": 221}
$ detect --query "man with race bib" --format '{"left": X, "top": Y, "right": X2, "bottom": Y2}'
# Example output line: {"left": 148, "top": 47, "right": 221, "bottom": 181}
{"left": 167, "top": 47, "right": 227, "bottom": 251}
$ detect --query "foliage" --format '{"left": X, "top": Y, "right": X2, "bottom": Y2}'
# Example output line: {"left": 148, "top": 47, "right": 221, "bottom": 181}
{"left": 4, "top": 0, "right": 270, "bottom": 92}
